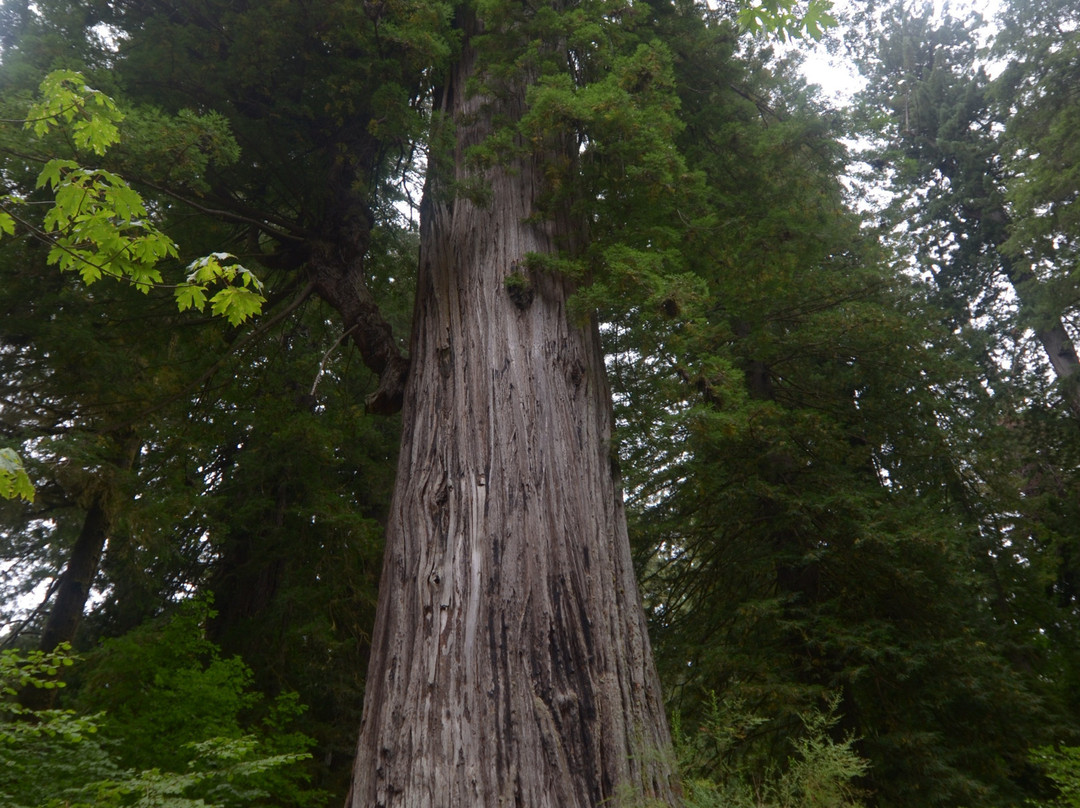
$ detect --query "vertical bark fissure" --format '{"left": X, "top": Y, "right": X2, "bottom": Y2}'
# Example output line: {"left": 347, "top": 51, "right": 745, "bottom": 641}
{"left": 350, "top": 10, "right": 676, "bottom": 807}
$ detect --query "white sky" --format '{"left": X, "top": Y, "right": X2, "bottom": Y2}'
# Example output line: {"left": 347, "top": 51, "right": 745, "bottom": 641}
{"left": 796, "top": 0, "right": 1004, "bottom": 104}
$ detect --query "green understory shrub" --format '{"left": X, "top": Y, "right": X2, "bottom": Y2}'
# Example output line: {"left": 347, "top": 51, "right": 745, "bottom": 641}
{"left": 675, "top": 694, "right": 869, "bottom": 808}
{"left": 0, "top": 602, "right": 320, "bottom": 808}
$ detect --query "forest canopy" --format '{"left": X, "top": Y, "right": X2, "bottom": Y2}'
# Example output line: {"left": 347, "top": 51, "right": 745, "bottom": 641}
{"left": 2, "top": 0, "right": 1079, "bottom": 806}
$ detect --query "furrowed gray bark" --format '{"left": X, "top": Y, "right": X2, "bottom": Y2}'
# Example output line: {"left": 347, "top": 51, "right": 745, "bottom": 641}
{"left": 348, "top": 11, "right": 678, "bottom": 808}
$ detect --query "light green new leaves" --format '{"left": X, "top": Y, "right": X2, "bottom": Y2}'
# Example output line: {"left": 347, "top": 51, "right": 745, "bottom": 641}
{"left": 0, "top": 644, "right": 75, "bottom": 696}
{"left": 737, "top": 0, "right": 838, "bottom": 41}
{"left": 177, "top": 253, "right": 266, "bottom": 327}
{"left": 0, "top": 448, "right": 34, "bottom": 502}
{"left": 25, "top": 69, "right": 123, "bottom": 155}
{"left": 0, "top": 70, "right": 265, "bottom": 326}
{"left": 1, "top": 645, "right": 309, "bottom": 808}
{"left": 65, "top": 737, "right": 310, "bottom": 808}
{"left": 1027, "top": 746, "right": 1080, "bottom": 808}
{"left": 37, "top": 159, "right": 178, "bottom": 288}
{"left": 24, "top": 74, "right": 181, "bottom": 291}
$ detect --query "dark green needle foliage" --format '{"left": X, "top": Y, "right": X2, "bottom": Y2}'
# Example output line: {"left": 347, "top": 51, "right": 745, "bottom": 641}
{"left": 608, "top": 5, "right": 1060, "bottom": 807}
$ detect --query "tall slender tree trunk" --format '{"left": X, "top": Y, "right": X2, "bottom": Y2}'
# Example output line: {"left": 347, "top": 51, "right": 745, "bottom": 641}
{"left": 38, "top": 430, "right": 140, "bottom": 654}
{"left": 23, "top": 430, "right": 139, "bottom": 710}
{"left": 37, "top": 497, "right": 110, "bottom": 655}
{"left": 348, "top": 10, "right": 678, "bottom": 807}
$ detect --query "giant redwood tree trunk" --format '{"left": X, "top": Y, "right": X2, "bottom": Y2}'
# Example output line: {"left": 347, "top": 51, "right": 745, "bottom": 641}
{"left": 348, "top": 10, "right": 678, "bottom": 808}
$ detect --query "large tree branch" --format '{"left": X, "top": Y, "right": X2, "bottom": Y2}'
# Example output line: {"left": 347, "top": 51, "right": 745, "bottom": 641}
{"left": 308, "top": 242, "right": 409, "bottom": 415}
{"left": 1001, "top": 255, "right": 1080, "bottom": 419}
{"left": 141, "top": 178, "right": 306, "bottom": 242}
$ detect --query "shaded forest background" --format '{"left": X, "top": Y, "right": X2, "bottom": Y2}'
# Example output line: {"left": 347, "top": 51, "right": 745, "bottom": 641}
{"left": 2, "top": 0, "right": 1080, "bottom": 805}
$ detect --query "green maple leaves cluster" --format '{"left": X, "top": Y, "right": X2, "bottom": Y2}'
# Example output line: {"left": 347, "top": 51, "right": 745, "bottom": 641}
{"left": 736, "top": 0, "right": 837, "bottom": 42}
{"left": 0, "top": 70, "right": 265, "bottom": 328}
{"left": 0, "top": 71, "right": 268, "bottom": 502}
{"left": 176, "top": 253, "right": 266, "bottom": 324}
{"left": 35, "top": 157, "right": 179, "bottom": 288}
{"left": 0, "top": 447, "right": 33, "bottom": 502}
{"left": 23, "top": 70, "right": 122, "bottom": 155}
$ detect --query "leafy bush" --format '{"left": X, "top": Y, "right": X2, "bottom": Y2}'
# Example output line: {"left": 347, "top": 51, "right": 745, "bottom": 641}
{"left": 1028, "top": 746, "right": 1080, "bottom": 808}
{"left": 675, "top": 695, "right": 869, "bottom": 808}
{"left": 0, "top": 645, "right": 119, "bottom": 806}
{"left": 0, "top": 602, "right": 321, "bottom": 807}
